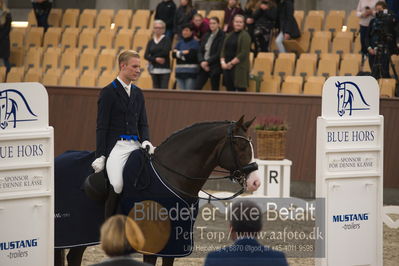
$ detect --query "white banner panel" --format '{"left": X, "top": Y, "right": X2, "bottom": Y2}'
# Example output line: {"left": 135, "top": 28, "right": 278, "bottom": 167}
{"left": 316, "top": 77, "right": 383, "bottom": 266}
{"left": 0, "top": 83, "right": 54, "bottom": 266}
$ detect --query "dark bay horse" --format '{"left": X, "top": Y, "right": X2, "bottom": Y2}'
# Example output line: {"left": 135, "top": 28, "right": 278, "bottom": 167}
{"left": 55, "top": 116, "right": 260, "bottom": 266}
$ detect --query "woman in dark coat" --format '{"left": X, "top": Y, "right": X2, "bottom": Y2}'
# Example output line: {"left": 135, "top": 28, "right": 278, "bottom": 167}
{"left": 144, "top": 20, "right": 172, "bottom": 89}
{"left": 194, "top": 17, "right": 225, "bottom": 91}
{"left": 173, "top": 0, "right": 197, "bottom": 37}
{"left": 0, "top": 0, "right": 11, "bottom": 73}
{"left": 220, "top": 14, "right": 251, "bottom": 92}
{"left": 275, "top": 0, "right": 300, "bottom": 53}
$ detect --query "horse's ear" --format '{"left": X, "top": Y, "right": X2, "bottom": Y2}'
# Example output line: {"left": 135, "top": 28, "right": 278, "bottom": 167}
{"left": 235, "top": 115, "right": 245, "bottom": 130}
{"left": 242, "top": 117, "right": 256, "bottom": 132}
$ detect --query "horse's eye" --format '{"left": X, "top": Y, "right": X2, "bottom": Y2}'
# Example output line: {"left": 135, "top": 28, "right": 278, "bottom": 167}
{"left": 1, "top": 104, "right": 4, "bottom": 108}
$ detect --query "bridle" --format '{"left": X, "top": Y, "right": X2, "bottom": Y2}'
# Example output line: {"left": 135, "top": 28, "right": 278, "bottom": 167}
{"left": 152, "top": 123, "right": 258, "bottom": 201}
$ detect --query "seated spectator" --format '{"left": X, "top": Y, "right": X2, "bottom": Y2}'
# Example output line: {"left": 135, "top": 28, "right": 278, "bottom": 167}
{"left": 172, "top": 24, "right": 200, "bottom": 90}
{"left": 253, "top": 0, "right": 278, "bottom": 53}
{"left": 174, "top": 0, "right": 197, "bottom": 37}
{"left": 144, "top": 20, "right": 172, "bottom": 89}
{"left": 0, "top": 0, "right": 11, "bottom": 73}
{"left": 91, "top": 215, "right": 150, "bottom": 266}
{"left": 155, "top": 0, "right": 176, "bottom": 38}
{"left": 275, "top": 0, "right": 300, "bottom": 53}
{"left": 224, "top": 0, "right": 244, "bottom": 32}
{"left": 204, "top": 200, "right": 288, "bottom": 266}
{"left": 194, "top": 17, "right": 225, "bottom": 91}
{"left": 220, "top": 15, "right": 251, "bottom": 92}
{"left": 191, "top": 13, "right": 210, "bottom": 41}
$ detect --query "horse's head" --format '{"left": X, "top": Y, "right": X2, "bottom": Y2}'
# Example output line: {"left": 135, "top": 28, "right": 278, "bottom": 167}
{"left": 217, "top": 116, "right": 261, "bottom": 192}
{"left": 0, "top": 92, "right": 9, "bottom": 129}
{"left": 336, "top": 81, "right": 346, "bottom": 116}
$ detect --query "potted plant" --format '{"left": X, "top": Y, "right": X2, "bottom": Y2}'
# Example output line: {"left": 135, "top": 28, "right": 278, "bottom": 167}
{"left": 194, "top": 0, "right": 226, "bottom": 12}
{"left": 254, "top": 116, "right": 288, "bottom": 160}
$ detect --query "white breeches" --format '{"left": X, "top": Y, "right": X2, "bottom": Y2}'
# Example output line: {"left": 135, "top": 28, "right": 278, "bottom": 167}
{"left": 106, "top": 140, "right": 141, "bottom": 194}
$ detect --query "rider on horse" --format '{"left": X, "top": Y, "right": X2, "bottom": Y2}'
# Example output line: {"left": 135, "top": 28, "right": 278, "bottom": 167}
{"left": 91, "top": 50, "right": 156, "bottom": 218}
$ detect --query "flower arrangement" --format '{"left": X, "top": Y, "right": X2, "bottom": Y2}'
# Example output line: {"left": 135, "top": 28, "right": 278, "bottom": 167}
{"left": 254, "top": 116, "right": 288, "bottom": 131}
{"left": 254, "top": 116, "right": 288, "bottom": 160}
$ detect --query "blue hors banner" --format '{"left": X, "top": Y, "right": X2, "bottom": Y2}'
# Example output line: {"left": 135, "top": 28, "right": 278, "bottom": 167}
{"left": 0, "top": 83, "right": 54, "bottom": 266}
{"left": 316, "top": 77, "right": 383, "bottom": 266}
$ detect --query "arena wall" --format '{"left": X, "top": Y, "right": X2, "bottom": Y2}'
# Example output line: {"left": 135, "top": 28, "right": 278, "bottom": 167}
{"left": 47, "top": 86, "right": 399, "bottom": 189}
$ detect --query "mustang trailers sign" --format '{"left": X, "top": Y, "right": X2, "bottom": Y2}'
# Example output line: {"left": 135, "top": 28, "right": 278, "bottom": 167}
{"left": 0, "top": 83, "right": 54, "bottom": 266}
{"left": 316, "top": 76, "right": 383, "bottom": 266}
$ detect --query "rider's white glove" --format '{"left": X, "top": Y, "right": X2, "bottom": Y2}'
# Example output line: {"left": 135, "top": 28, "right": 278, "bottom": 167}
{"left": 91, "top": 155, "right": 106, "bottom": 173}
{"left": 141, "top": 140, "right": 155, "bottom": 155}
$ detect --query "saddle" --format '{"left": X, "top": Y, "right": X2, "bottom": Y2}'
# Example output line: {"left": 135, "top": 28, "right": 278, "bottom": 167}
{"left": 83, "top": 170, "right": 109, "bottom": 202}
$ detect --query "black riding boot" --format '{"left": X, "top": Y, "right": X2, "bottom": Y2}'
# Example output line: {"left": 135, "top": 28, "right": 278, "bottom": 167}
{"left": 104, "top": 186, "right": 119, "bottom": 219}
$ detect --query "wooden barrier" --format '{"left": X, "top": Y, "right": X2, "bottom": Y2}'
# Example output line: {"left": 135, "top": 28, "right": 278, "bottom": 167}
{"left": 47, "top": 87, "right": 399, "bottom": 188}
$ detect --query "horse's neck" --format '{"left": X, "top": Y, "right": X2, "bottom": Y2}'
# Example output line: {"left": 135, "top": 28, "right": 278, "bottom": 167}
{"left": 153, "top": 123, "right": 228, "bottom": 197}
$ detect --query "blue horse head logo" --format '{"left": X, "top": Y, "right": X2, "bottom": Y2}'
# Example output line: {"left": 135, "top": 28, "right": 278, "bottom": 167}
{"left": 336, "top": 81, "right": 370, "bottom": 117}
{"left": 0, "top": 89, "right": 38, "bottom": 130}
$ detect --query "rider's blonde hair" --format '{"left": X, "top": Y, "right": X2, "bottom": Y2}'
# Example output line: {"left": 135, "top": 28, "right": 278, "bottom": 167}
{"left": 118, "top": 50, "right": 140, "bottom": 70}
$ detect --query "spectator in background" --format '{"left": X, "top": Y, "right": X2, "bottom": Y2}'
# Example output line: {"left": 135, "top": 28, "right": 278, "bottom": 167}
{"left": 204, "top": 200, "right": 288, "bottom": 266}
{"left": 0, "top": 0, "right": 11, "bottom": 73}
{"left": 173, "top": 24, "right": 200, "bottom": 90}
{"left": 366, "top": 1, "right": 399, "bottom": 79}
{"left": 356, "top": 0, "right": 380, "bottom": 56}
{"left": 155, "top": 0, "right": 176, "bottom": 39}
{"left": 221, "top": 14, "right": 251, "bottom": 92}
{"left": 386, "top": 0, "right": 399, "bottom": 19}
{"left": 31, "top": 0, "right": 52, "bottom": 31}
{"left": 275, "top": 0, "right": 300, "bottom": 53}
{"left": 253, "top": 0, "right": 278, "bottom": 53}
{"left": 191, "top": 13, "right": 210, "bottom": 41}
{"left": 174, "top": 0, "right": 197, "bottom": 37}
{"left": 144, "top": 20, "right": 172, "bottom": 89}
{"left": 224, "top": 0, "right": 244, "bottom": 32}
{"left": 194, "top": 17, "right": 225, "bottom": 91}
{"left": 91, "top": 215, "right": 150, "bottom": 266}
{"left": 244, "top": 0, "right": 259, "bottom": 49}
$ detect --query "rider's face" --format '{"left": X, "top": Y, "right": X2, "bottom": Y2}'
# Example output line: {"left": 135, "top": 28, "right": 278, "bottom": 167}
{"left": 120, "top": 57, "right": 141, "bottom": 82}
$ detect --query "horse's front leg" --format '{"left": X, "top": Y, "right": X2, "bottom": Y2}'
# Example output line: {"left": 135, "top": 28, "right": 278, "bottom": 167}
{"left": 162, "top": 257, "right": 175, "bottom": 266}
{"left": 54, "top": 249, "right": 65, "bottom": 266}
{"left": 66, "top": 246, "right": 87, "bottom": 266}
{"left": 143, "top": 254, "right": 158, "bottom": 265}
